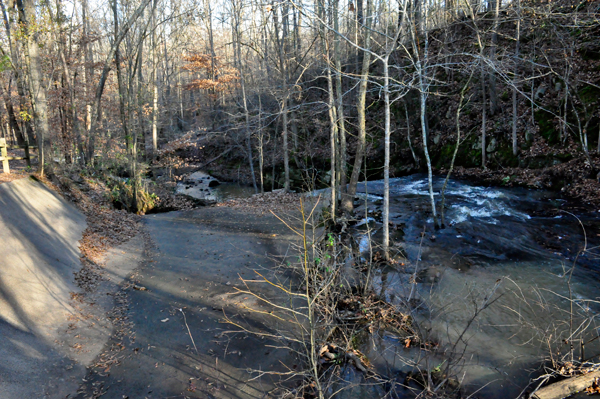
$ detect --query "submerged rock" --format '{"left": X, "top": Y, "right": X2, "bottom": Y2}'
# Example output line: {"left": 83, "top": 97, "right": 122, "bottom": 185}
{"left": 328, "top": 366, "right": 386, "bottom": 399}
{"left": 176, "top": 171, "right": 220, "bottom": 203}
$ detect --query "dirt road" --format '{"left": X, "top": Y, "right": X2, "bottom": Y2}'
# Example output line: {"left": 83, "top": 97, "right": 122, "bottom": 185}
{"left": 76, "top": 207, "right": 301, "bottom": 399}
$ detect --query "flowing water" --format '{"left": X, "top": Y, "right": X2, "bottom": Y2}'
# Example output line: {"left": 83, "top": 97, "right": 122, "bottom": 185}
{"left": 178, "top": 172, "right": 600, "bottom": 397}
{"left": 351, "top": 175, "right": 600, "bottom": 398}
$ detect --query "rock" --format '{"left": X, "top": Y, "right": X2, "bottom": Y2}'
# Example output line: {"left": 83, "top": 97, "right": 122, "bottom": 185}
{"left": 534, "top": 85, "right": 547, "bottom": 100}
{"left": 525, "top": 130, "right": 533, "bottom": 142}
{"left": 433, "top": 134, "right": 441, "bottom": 145}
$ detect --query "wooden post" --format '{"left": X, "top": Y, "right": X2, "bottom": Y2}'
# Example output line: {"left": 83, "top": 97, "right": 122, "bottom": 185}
{"left": 24, "top": 143, "right": 31, "bottom": 167}
{"left": 0, "top": 138, "right": 9, "bottom": 174}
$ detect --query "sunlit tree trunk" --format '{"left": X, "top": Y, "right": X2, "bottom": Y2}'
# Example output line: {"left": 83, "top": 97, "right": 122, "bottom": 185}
{"left": 18, "top": 0, "right": 49, "bottom": 175}
{"left": 151, "top": 0, "right": 159, "bottom": 156}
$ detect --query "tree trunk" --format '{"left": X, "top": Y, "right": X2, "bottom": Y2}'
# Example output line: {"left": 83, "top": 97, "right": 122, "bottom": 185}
{"left": 258, "top": 95, "right": 265, "bottom": 193}
{"left": 1, "top": 0, "right": 35, "bottom": 146}
{"left": 405, "top": 101, "right": 418, "bottom": 165}
{"left": 481, "top": 65, "right": 487, "bottom": 168}
{"left": 272, "top": 0, "right": 290, "bottom": 191}
{"left": 232, "top": 0, "right": 258, "bottom": 192}
{"left": 333, "top": 0, "right": 347, "bottom": 199}
{"left": 343, "top": 0, "right": 373, "bottom": 213}
{"left": 441, "top": 72, "right": 473, "bottom": 227}
{"left": 151, "top": 0, "right": 159, "bottom": 156}
{"left": 54, "top": 0, "right": 81, "bottom": 165}
{"left": 82, "top": 0, "right": 93, "bottom": 162}
{"left": 18, "top": 0, "right": 50, "bottom": 175}
{"left": 418, "top": 64, "right": 438, "bottom": 229}
{"left": 383, "top": 57, "right": 391, "bottom": 258}
{"left": 509, "top": 0, "right": 521, "bottom": 157}
{"left": 489, "top": 0, "right": 500, "bottom": 115}
{"left": 87, "top": 0, "right": 152, "bottom": 164}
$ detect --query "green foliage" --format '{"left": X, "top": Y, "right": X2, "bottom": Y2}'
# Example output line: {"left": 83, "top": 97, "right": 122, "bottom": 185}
{"left": 435, "top": 144, "right": 456, "bottom": 169}
{"left": 326, "top": 233, "right": 335, "bottom": 247}
{"left": 0, "top": 55, "right": 11, "bottom": 72}
{"left": 578, "top": 85, "right": 600, "bottom": 105}
{"left": 496, "top": 146, "right": 519, "bottom": 168}
{"left": 108, "top": 177, "right": 158, "bottom": 214}
{"left": 534, "top": 110, "right": 560, "bottom": 145}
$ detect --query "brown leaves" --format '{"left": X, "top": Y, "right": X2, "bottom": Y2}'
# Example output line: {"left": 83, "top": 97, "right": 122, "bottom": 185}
{"left": 182, "top": 52, "right": 240, "bottom": 93}
{"left": 586, "top": 377, "right": 600, "bottom": 394}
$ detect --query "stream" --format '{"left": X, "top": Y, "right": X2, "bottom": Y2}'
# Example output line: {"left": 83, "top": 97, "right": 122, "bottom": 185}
{"left": 352, "top": 175, "right": 600, "bottom": 398}
{"left": 178, "top": 171, "right": 600, "bottom": 397}
{"left": 176, "top": 171, "right": 256, "bottom": 202}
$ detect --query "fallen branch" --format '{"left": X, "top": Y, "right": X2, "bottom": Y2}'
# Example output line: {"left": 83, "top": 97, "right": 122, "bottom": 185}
{"left": 532, "top": 370, "right": 600, "bottom": 399}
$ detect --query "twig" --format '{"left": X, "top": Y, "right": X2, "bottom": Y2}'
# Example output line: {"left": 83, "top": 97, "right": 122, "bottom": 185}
{"left": 179, "top": 308, "right": 198, "bottom": 355}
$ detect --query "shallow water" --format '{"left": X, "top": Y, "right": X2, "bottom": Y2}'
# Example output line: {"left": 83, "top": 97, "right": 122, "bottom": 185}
{"left": 176, "top": 171, "right": 256, "bottom": 202}
{"left": 353, "top": 175, "right": 600, "bottom": 398}
{"left": 211, "top": 182, "right": 256, "bottom": 201}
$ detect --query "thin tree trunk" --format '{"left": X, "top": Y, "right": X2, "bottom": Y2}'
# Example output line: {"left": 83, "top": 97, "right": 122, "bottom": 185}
{"left": 333, "top": 0, "right": 347, "bottom": 197}
{"left": 112, "top": 0, "right": 130, "bottom": 155}
{"left": 343, "top": 0, "right": 372, "bottom": 213}
{"left": 418, "top": 65, "right": 438, "bottom": 229}
{"left": 282, "top": 99, "right": 290, "bottom": 191}
{"left": 512, "top": 0, "right": 520, "bottom": 156}
{"left": 327, "top": 62, "right": 338, "bottom": 219}
{"left": 405, "top": 101, "right": 418, "bottom": 165}
{"left": 272, "top": 0, "right": 290, "bottom": 191}
{"left": 55, "top": 0, "right": 81, "bottom": 165}
{"left": 441, "top": 72, "right": 473, "bottom": 227}
{"left": 481, "top": 65, "right": 487, "bottom": 168}
{"left": 489, "top": 0, "right": 500, "bottom": 115}
{"left": 151, "top": 0, "right": 159, "bottom": 156}
{"left": 232, "top": 0, "right": 257, "bottom": 192}
{"left": 258, "top": 95, "right": 264, "bottom": 193}
{"left": 383, "top": 56, "right": 391, "bottom": 258}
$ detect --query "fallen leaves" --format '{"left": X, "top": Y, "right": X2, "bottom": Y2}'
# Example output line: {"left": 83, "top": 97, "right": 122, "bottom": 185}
{"left": 586, "top": 377, "right": 600, "bottom": 394}
{"left": 217, "top": 190, "right": 301, "bottom": 214}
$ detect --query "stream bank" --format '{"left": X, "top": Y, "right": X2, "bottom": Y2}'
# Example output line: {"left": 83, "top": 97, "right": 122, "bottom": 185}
{"left": 344, "top": 175, "right": 600, "bottom": 398}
